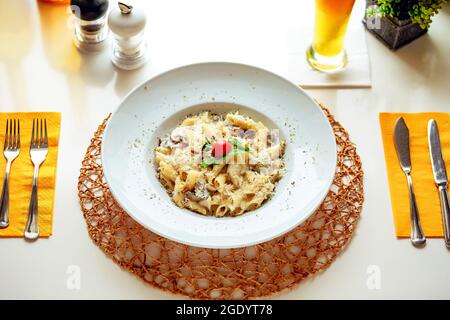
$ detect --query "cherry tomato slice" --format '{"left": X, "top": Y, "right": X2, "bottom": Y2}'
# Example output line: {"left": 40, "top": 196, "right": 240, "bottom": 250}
{"left": 211, "top": 140, "right": 232, "bottom": 158}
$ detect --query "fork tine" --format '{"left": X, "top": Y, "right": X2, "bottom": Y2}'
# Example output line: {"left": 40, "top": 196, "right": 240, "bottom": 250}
{"left": 40, "top": 119, "right": 43, "bottom": 146}
{"left": 17, "top": 119, "right": 20, "bottom": 148}
{"left": 36, "top": 119, "right": 40, "bottom": 147}
{"left": 8, "top": 119, "right": 12, "bottom": 148}
{"left": 36, "top": 118, "right": 40, "bottom": 146}
{"left": 31, "top": 118, "right": 35, "bottom": 147}
{"left": 11, "top": 119, "right": 14, "bottom": 149}
{"left": 13, "top": 119, "right": 17, "bottom": 149}
{"left": 44, "top": 119, "right": 48, "bottom": 146}
{"left": 4, "top": 119, "right": 8, "bottom": 150}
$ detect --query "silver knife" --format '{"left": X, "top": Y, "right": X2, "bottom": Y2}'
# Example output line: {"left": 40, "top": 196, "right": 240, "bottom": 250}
{"left": 428, "top": 119, "right": 450, "bottom": 247}
{"left": 394, "top": 117, "right": 426, "bottom": 246}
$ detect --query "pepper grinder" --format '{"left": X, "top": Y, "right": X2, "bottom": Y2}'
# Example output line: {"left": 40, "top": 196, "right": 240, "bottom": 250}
{"left": 108, "top": 2, "right": 147, "bottom": 70}
{"left": 70, "top": 0, "right": 109, "bottom": 52}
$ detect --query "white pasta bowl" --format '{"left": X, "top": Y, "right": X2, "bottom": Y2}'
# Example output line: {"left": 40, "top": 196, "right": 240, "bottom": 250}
{"left": 102, "top": 62, "right": 336, "bottom": 249}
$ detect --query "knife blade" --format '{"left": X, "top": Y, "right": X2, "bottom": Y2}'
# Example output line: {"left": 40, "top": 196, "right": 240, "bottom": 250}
{"left": 394, "top": 117, "right": 411, "bottom": 172}
{"left": 428, "top": 119, "right": 450, "bottom": 247}
{"left": 393, "top": 117, "right": 426, "bottom": 246}
{"left": 428, "top": 120, "right": 448, "bottom": 185}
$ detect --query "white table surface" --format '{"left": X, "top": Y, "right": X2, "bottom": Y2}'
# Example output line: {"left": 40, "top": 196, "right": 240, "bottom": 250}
{"left": 0, "top": 0, "right": 450, "bottom": 299}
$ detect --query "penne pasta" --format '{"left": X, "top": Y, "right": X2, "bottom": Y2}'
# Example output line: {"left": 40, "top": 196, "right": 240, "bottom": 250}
{"left": 154, "top": 111, "right": 286, "bottom": 217}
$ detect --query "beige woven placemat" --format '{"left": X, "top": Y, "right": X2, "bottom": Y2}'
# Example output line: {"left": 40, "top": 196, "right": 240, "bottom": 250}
{"left": 77, "top": 106, "right": 364, "bottom": 299}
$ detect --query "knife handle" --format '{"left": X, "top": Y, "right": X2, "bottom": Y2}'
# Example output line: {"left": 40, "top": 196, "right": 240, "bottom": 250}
{"left": 406, "top": 173, "right": 426, "bottom": 246}
{"left": 438, "top": 185, "right": 450, "bottom": 247}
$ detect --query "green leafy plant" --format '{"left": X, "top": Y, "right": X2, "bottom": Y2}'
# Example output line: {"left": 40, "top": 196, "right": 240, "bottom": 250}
{"left": 367, "top": 0, "right": 449, "bottom": 29}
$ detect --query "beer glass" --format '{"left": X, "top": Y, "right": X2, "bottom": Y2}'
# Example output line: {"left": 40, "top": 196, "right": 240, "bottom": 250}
{"left": 306, "top": 0, "right": 356, "bottom": 72}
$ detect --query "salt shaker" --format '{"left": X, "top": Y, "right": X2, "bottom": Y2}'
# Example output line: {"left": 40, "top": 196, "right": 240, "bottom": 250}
{"left": 108, "top": 2, "right": 147, "bottom": 70}
{"left": 70, "top": 0, "right": 109, "bottom": 52}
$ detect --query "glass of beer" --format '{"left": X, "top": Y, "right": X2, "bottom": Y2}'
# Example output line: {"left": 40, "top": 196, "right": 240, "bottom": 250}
{"left": 306, "top": 0, "right": 356, "bottom": 72}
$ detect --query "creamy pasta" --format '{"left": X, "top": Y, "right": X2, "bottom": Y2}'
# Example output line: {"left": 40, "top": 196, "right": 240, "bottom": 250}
{"left": 154, "top": 111, "right": 286, "bottom": 217}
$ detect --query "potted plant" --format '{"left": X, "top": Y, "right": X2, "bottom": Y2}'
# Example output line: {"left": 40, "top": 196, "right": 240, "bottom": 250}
{"left": 363, "top": 0, "right": 449, "bottom": 50}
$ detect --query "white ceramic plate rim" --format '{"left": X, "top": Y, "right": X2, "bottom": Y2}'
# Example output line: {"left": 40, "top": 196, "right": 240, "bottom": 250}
{"left": 102, "top": 61, "right": 337, "bottom": 248}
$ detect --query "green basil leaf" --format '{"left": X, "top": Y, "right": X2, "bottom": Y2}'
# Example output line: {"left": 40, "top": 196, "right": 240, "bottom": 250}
{"left": 200, "top": 156, "right": 221, "bottom": 168}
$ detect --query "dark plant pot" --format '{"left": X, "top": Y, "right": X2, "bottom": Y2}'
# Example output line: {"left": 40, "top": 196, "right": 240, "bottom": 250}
{"left": 362, "top": 0, "right": 428, "bottom": 50}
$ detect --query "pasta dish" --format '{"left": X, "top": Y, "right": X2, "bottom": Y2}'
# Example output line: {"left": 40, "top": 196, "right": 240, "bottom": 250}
{"left": 154, "top": 111, "right": 286, "bottom": 217}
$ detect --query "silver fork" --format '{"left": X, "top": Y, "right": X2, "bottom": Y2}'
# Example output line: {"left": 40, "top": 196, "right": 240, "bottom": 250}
{"left": 0, "top": 119, "right": 20, "bottom": 228}
{"left": 24, "top": 119, "right": 48, "bottom": 240}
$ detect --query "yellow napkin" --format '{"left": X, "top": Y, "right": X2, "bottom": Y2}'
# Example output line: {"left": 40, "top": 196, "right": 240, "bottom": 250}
{"left": 0, "top": 112, "right": 61, "bottom": 237}
{"left": 379, "top": 113, "right": 450, "bottom": 238}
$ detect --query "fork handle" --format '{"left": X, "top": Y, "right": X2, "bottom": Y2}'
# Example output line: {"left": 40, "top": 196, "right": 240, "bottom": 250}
{"left": 24, "top": 166, "right": 39, "bottom": 240}
{"left": 0, "top": 161, "right": 11, "bottom": 228}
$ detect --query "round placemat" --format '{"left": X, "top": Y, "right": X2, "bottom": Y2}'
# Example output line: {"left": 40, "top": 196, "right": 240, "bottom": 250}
{"left": 78, "top": 105, "right": 363, "bottom": 299}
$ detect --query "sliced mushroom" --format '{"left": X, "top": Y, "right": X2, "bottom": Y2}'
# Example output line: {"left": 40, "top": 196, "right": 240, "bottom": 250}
{"left": 230, "top": 126, "right": 245, "bottom": 138}
{"left": 267, "top": 131, "right": 280, "bottom": 146}
{"left": 243, "top": 129, "right": 256, "bottom": 140}
{"left": 171, "top": 127, "right": 187, "bottom": 143}
{"left": 160, "top": 127, "right": 189, "bottom": 148}
{"left": 186, "top": 191, "right": 203, "bottom": 202}
{"left": 159, "top": 133, "right": 172, "bottom": 148}
{"left": 189, "top": 180, "right": 210, "bottom": 201}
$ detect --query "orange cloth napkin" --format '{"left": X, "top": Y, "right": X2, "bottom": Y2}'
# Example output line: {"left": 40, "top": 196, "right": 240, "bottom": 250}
{"left": 0, "top": 112, "right": 61, "bottom": 237}
{"left": 379, "top": 113, "right": 450, "bottom": 238}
